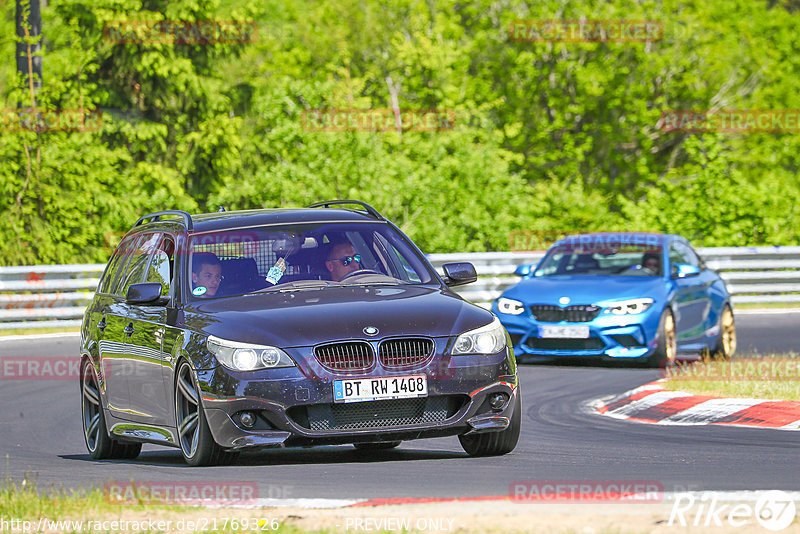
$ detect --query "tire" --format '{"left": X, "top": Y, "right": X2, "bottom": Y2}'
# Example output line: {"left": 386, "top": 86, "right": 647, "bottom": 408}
{"left": 648, "top": 309, "right": 677, "bottom": 369}
{"left": 353, "top": 441, "right": 401, "bottom": 451}
{"left": 709, "top": 305, "right": 736, "bottom": 360}
{"left": 175, "top": 360, "right": 237, "bottom": 466}
{"left": 459, "top": 388, "right": 521, "bottom": 457}
{"left": 81, "top": 360, "right": 142, "bottom": 460}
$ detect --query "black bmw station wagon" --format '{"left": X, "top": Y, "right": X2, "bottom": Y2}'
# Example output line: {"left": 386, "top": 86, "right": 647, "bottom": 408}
{"left": 80, "top": 200, "right": 520, "bottom": 465}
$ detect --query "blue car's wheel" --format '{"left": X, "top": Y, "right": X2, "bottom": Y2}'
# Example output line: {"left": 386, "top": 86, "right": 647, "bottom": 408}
{"left": 648, "top": 309, "right": 676, "bottom": 368}
{"left": 710, "top": 305, "right": 736, "bottom": 360}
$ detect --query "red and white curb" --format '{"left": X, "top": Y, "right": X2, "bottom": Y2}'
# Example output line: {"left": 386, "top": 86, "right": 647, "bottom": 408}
{"left": 590, "top": 380, "right": 800, "bottom": 430}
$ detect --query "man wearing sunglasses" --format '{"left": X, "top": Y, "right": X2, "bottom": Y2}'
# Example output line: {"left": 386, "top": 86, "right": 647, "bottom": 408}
{"left": 325, "top": 241, "right": 362, "bottom": 281}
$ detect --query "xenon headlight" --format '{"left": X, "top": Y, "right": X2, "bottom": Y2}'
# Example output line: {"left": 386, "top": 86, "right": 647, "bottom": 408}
{"left": 206, "top": 335, "right": 295, "bottom": 371}
{"left": 497, "top": 297, "right": 525, "bottom": 315}
{"left": 452, "top": 317, "right": 508, "bottom": 355}
{"left": 602, "top": 298, "right": 654, "bottom": 316}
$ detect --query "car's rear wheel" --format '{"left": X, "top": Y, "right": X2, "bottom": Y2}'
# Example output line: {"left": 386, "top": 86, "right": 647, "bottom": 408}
{"left": 710, "top": 305, "right": 736, "bottom": 360}
{"left": 459, "top": 389, "right": 521, "bottom": 457}
{"left": 175, "top": 360, "right": 237, "bottom": 466}
{"left": 353, "top": 441, "right": 401, "bottom": 451}
{"left": 648, "top": 309, "right": 677, "bottom": 368}
{"left": 81, "top": 360, "right": 141, "bottom": 460}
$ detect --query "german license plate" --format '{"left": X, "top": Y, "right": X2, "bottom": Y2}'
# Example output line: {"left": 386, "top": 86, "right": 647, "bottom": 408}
{"left": 539, "top": 325, "right": 590, "bottom": 338}
{"left": 333, "top": 375, "right": 427, "bottom": 403}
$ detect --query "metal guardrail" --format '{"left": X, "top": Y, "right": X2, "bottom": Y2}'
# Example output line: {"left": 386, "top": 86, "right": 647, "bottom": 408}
{"left": 2, "top": 247, "right": 800, "bottom": 329}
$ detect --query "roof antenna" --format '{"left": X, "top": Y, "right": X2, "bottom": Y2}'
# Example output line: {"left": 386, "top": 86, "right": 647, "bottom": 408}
{"left": 217, "top": 206, "right": 226, "bottom": 212}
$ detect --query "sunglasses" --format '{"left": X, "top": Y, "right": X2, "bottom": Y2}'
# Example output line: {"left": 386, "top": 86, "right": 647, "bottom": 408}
{"left": 330, "top": 254, "right": 361, "bottom": 266}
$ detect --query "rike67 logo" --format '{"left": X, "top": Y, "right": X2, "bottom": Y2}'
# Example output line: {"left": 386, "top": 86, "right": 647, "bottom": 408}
{"left": 668, "top": 491, "right": 797, "bottom": 530}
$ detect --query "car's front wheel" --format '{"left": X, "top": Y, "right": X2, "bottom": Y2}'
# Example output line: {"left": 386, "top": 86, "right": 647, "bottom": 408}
{"left": 710, "top": 305, "right": 736, "bottom": 360}
{"left": 459, "top": 389, "right": 521, "bottom": 457}
{"left": 648, "top": 309, "right": 677, "bottom": 368}
{"left": 175, "top": 360, "right": 237, "bottom": 466}
{"left": 81, "top": 360, "right": 141, "bottom": 460}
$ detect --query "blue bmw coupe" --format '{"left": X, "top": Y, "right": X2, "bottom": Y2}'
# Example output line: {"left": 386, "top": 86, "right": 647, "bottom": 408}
{"left": 493, "top": 233, "right": 736, "bottom": 367}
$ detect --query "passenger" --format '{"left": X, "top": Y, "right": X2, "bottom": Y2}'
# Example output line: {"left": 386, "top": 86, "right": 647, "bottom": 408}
{"left": 325, "top": 241, "right": 362, "bottom": 282}
{"left": 191, "top": 252, "right": 223, "bottom": 297}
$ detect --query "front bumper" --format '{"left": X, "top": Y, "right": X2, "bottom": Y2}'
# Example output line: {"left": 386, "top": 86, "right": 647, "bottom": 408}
{"left": 195, "top": 342, "right": 518, "bottom": 450}
{"left": 496, "top": 305, "right": 661, "bottom": 361}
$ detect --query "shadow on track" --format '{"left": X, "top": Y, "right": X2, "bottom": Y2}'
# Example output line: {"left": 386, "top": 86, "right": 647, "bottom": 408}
{"left": 60, "top": 445, "right": 466, "bottom": 467}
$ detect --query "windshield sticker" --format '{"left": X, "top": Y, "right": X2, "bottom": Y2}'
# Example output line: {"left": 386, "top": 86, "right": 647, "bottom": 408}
{"left": 265, "top": 257, "right": 287, "bottom": 285}
{"left": 192, "top": 286, "right": 207, "bottom": 296}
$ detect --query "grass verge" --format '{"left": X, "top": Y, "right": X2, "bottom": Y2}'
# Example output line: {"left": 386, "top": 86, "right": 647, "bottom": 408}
{"left": 663, "top": 355, "right": 800, "bottom": 401}
{"left": 0, "top": 473, "right": 312, "bottom": 533}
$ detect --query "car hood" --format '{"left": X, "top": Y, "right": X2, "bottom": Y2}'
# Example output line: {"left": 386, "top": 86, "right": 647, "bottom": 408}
{"left": 501, "top": 275, "right": 665, "bottom": 305}
{"left": 181, "top": 285, "right": 492, "bottom": 347}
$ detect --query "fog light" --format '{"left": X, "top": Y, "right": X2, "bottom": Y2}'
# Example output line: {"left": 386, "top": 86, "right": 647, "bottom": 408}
{"left": 489, "top": 393, "right": 508, "bottom": 410}
{"left": 240, "top": 412, "right": 256, "bottom": 428}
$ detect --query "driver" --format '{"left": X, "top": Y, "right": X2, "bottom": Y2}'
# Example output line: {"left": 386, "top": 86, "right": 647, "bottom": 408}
{"left": 325, "top": 241, "right": 362, "bottom": 281}
{"left": 641, "top": 252, "right": 660, "bottom": 274}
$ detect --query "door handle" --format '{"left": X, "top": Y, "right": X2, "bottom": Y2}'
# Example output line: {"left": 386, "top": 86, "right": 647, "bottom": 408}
{"left": 124, "top": 323, "right": 135, "bottom": 337}
{"left": 97, "top": 318, "right": 107, "bottom": 332}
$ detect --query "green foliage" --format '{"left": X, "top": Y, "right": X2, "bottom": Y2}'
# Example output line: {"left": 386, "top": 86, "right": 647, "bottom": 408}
{"left": 2, "top": 0, "right": 800, "bottom": 265}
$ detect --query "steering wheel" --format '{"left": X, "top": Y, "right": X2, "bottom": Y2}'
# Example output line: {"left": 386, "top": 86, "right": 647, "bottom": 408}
{"left": 339, "top": 269, "right": 380, "bottom": 281}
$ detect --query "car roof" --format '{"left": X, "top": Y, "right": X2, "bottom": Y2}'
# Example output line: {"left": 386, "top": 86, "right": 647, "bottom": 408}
{"left": 553, "top": 232, "right": 684, "bottom": 248}
{"left": 134, "top": 207, "right": 383, "bottom": 234}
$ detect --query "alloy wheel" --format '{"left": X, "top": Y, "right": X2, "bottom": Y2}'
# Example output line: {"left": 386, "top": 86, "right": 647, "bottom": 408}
{"left": 82, "top": 363, "right": 103, "bottom": 452}
{"left": 721, "top": 307, "right": 737, "bottom": 356}
{"left": 176, "top": 362, "right": 201, "bottom": 459}
{"left": 664, "top": 312, "right": 677, "bottom": 364}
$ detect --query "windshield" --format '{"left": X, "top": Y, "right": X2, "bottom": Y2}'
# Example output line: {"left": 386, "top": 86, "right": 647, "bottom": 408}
{"left": 534, "top": 243, "right": 664, "bottom": 277}
{"left": 186, "top": 222, "right": 434, "bottom": 299}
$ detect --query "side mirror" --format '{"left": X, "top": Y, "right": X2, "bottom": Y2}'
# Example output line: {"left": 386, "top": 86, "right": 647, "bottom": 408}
{"left": 514, "top": 264, "right": 532, "bottom": 277}
{"left": 442, "top": 262, "right": 478, "bottom": 287}
{"left": 673, "top": 263, "right": 701, "bottom": 278}
{"left": 126, "top": 282, "right": 166, "bottom": 305}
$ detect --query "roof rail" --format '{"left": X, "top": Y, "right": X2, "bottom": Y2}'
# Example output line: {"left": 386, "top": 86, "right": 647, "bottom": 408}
{"left": 307, "top": 199, "right": 385, "bottom": 220}
{"left": 133, "top": 210, "right": 194, "bottom": 231}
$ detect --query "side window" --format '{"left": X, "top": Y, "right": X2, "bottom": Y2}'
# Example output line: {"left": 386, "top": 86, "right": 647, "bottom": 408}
{"left": 116, "top": 233, "right": 163, "bottom": 297}
{"left": 669, "top": 242, "right": 698, "bottom": 275}
{"left": 145, "top": 235, "right": 174, "bottom": 297}
{"left": 685, "top": 244, "right": 704, "bottom": 269}
{"left": 99, "top": 235, "right": 138, "bottom": 294}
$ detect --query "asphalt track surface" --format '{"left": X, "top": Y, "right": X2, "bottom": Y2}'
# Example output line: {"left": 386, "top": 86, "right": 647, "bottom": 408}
{"left": 0, "top": 311, "right": 798, "bottom": 500}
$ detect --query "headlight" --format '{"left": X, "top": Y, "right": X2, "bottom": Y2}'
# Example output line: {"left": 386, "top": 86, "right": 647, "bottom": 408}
{"left": 206, "top": 336, "right": 295, "bottom": 371}
{"left": 602, "top": 298, "right": 654, "bottom": 315}
{"left": 497, "top": 297, "right": 525, "bottom": 315}
{"left": 452, "top": 317, "right": 507, "bottom": 355}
